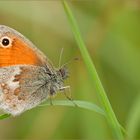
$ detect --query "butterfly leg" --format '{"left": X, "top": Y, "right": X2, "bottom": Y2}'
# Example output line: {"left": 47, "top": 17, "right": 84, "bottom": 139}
{"left": 49, "top": 85, "right": 57, "bottom": 106}
{"left": 60, "top": 86, "right": 78, "bottom": 107}
{"left": 49, "top": 95, "right": 53, "bottom": 106}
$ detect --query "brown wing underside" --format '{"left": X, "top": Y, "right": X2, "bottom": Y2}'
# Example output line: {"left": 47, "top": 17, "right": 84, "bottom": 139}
{"left": 0, "top": 65, "right": 50, "bottom": 116}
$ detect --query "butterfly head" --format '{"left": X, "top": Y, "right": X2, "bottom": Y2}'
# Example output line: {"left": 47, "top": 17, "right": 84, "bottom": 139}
{"left": 57, "top": 66, "right": 69, "bottom": 80}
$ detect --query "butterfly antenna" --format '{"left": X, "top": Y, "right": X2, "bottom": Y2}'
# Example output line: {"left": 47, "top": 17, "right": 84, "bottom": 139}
{"left": 61, "top": 57, "right": 79, "bottom": 68}
{"left": 58, "top": 48, "right": 79, "bottom": 68}
{"left": 58, "top": 48, "right": 64, "bottom": 69}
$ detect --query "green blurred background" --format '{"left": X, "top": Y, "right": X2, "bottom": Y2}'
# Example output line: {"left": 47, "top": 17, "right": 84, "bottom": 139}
{"left": 0, "top": 0, "right": 140, "bottom": 139}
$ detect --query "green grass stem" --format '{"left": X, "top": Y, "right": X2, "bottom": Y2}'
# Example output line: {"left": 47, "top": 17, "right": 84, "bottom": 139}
{"left": 0, "top": 113, "right": 11, "bottom": 120}
{"left": 39, "top": 100, "right": 105, "bottom": 115}
{"left": 62, "top": 1, "right": 124, "bottom": 139}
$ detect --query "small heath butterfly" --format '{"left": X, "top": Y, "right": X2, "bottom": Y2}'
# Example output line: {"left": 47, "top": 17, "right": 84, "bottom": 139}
{"left": 0, "top": 25, "right": 68, "bottom": 116}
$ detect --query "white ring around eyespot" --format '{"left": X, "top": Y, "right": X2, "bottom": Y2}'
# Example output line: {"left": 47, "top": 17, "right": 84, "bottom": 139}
{"left": 0, "top": 36, "right": 12, "bottom": 48}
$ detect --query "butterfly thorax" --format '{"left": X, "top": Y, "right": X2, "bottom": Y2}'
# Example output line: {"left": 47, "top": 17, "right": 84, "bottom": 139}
{"left": 44, "top": 66, "right": 69, "bottom": 96}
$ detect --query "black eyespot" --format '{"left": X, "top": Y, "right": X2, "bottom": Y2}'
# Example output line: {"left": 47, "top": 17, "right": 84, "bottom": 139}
{"left": 2, "top": 38, "right": 10, "bottom": 46}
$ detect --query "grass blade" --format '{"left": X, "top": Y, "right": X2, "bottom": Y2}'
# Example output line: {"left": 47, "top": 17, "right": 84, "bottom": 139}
{"left": 39, "top": 100, "right": 105, "bottom": 116}
{"left": 0, "top": 113, "right": 11, "bottom": 120}
{"left": 62, "top": 1, "right": 123, "bottom": 139}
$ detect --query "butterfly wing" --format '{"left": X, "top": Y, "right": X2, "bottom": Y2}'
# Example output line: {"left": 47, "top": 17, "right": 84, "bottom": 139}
{"left": 0, "top": 25, "right": 59, "bottom": 115}
{"left": 0, "top": 65, "right": 50, "bottom": 116}
{"left": 0, "top": 25, "right": 54, "bottom": 72}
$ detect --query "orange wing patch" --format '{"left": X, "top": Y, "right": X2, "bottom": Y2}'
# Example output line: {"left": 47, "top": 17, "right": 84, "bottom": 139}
{"left": 0, "top": 37, "right": 45, "bottom": 67}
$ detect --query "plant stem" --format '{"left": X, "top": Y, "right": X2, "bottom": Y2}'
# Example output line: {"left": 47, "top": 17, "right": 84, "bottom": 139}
{"left": 0, "top": 113, "right": 11, "bottom": 120}
{"left": 62, "top": 1, "right": 124, "bottom": 139}
{"left": 39, "top": 100, "right": 105, "bottom": 116}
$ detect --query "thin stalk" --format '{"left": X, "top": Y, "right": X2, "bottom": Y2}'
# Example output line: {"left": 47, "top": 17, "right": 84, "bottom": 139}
{"left": 39, "top": 100, "right": 105, "bottom": 116}
{"left": 62, "top": 1, "right": 123, "bottom": 139}
{"left": 0, "top": 113, "right": 11, "bottom": 120}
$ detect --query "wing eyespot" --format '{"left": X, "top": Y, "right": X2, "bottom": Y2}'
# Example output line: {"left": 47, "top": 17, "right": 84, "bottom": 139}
{"left": 0, "top": 36, "right": 12, "bottom": 48}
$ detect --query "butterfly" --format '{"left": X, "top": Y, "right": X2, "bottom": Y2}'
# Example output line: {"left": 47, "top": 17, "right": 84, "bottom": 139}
{"left": 0, "top": 25, "right": 69, "bottom": 116}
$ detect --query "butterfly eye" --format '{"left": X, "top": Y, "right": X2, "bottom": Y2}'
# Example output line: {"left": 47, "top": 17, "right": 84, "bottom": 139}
{"left": 0, "top": 36, "right": 12, "bottom": 48}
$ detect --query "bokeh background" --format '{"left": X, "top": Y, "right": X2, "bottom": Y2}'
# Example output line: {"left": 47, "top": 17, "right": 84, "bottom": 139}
{"left": 0, "top": 0, "right": 140, "bottom": 139}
